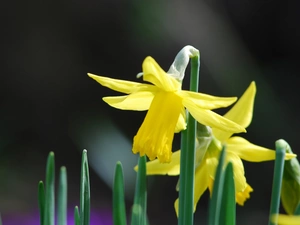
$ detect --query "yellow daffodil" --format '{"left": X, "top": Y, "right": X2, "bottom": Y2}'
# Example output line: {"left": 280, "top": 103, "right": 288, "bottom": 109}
{"left": 272, "top": 214, "right": 300, "bottom": 225}
{"left": 143, "top": 81, "right": 296, "bottom": 214}
{"left": 88, "top": 46, "right": 245, "bottom": 162}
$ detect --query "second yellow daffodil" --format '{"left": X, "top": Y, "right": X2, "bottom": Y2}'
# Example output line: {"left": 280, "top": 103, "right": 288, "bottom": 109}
{"left": 143, "top": 81, "right": 296, "bottom": 214}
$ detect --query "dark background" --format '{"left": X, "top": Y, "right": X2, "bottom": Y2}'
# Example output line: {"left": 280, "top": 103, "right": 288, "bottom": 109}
{"left": 0, "top": 1, "right": 299, "bottom": 224}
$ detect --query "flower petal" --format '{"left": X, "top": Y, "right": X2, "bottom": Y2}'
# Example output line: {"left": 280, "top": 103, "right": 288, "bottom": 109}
{"left": 226, "top": 136, "right": 296, "bottom": 162}
{"left": 174, "top": 107, "right": 186, "bottom": 133}
{"left": 193, "top": 163, "right": 210, "bottom": 212}
{"left": 272, "top": 214, "right": 300, "bottom": 225}
{"left": 103, "top": 90, "right": 157, "bottom": 111}
{"left": 142, "top": 57, "right": 181, "bottom": 92}
{"left": 174, "top": 163, "right": 209, "bottom": 216}
{"left": 226, "top": 151, "right": 247, "bottom": 193}
{"left": 137, "top": 150, "right": 181, "bottom": 175}
{"left": 133, "top": 92, "right": 182, "bottom": 162}
{"left": 179, "top": 90, "right": 237, "bottom": 110}
{"left": 213, "top": 82, "right": 256, "bottom": 142}
{"left": 236, "top": 183, "right": 253, "bottom": 206}
{"left": 88, "top": 73, "right": 151, "bottom": 94}
{"left": 183, "top": 98, "right": 246, "bottom": 134}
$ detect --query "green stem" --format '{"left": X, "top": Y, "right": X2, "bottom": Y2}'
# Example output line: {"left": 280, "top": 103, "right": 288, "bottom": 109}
{"left": 178, "top": 55, "right": 200, "bottom": 225}
{"left": 268, "top": 140, "right": 286, "bottom": 225}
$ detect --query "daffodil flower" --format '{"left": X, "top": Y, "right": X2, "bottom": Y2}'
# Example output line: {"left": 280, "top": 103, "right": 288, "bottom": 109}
{"left": 88, "top": 46, "right": 245, "bottom": 162}
{"left": 271, "top": 214, "right": 300, "bottom": 225}
{"left": 143, "top": 81, "right": 296, "bottom": 214}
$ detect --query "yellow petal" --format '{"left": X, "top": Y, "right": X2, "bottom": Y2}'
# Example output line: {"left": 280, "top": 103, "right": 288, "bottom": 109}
{"left": 226, "top": 136, "right": 296, "bottom": 162}
{"left": 193, "top": 163, "right": 210, "bottom": 212}
{"left": 182, "top": 98, "right": 246, "bottom": 133}
{"left": 174, "top": 107, "right": 186, "bottom": 133}
{"left": 226, "top": 151, "right": 247, "bottom": 192}
{"left": 133, "top": 91, "right": 182, "bottom": 163}
{"left": 88, "top": 73, "right": 151, "bottom": 94}
{"left": 206, "top": 151, "right": 247, "bottom": 193}
{"left": 236, "top": 183, "right": 253, "bottom": 206}
{"left": 179, "top": 90, "right": 237, "bottom": 110}
{"left": 136, "top": 150, "right": 181, "bottom": 175}
{"left": 272, "top": 215, "right": 300, "bottom": 225}
{"left": 213, "top": 81, "right": 256, "bottom": 142}
{"left": 174, "top": 163, "right": 209, "bottom": 216}
{"left": 142, "top": 57, "right": 181, "bottom": 92}
{"left": 103, "top": 90, "right": 157, "bottom": 111}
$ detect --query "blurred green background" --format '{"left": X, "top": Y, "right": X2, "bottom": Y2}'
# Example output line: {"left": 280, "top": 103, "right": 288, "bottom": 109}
{"left": 0, "top": 1, "right": 299, "bottom": 224}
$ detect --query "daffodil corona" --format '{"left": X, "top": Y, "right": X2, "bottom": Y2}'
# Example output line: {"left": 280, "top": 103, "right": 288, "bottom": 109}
{"left": 88, "top": 46, "right": 245, "bottom": 162}
{"left": 143, "top": 81, "right": 297, "bottom": 214}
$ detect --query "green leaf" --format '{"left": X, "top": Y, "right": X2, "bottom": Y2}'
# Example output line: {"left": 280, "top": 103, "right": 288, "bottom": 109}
{"left": 38, "top": 181, "right": 45, "bottom": 225}
{"left": 208, "top": 146, "right": 226, "bottom": 225}
{"left": 220, "top": 162, "right": 236, "bottom": 225}
{"left": 0, "top": 213, "right": 3, "bottom": 225}
{"left": 58, "top": 167, "right": 67, "bottom": 225}
{"left": 280, "top": 142, "right": 300, "bottom": 215}
{"left": 74, "top": 206, "right": 80, "bottom": 225}
{"left": 113, "top": 162, "right": 127, "bottom": 225}
{"left": 44, "top": 152, "right": 55, "bottom": 225}
{"left": 131, "top": 156, "right": 147, "bottom": 225}
{"left": 80, "top": 150, "right": 90, "bottom": 225}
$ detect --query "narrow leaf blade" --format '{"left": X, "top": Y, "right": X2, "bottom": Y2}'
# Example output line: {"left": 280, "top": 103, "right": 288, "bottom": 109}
{"left": 220, "top": 162, "right": 236, "bottom": 225}
{"left": 44, "top": 152, "right": 55, "bottom": 225}
{"left": 208, "top": 146, "right": 226, "bottom": 225}
{"left": 38, "top": 181, "right": 45, "bottom": 225}
{"left": 131, "top": 156, "right": 147, "bottom": 225}
{"left": 113, "top": 162, "right": 127, "bottom": 225}
{"left": 80, "top": 150, "right": 90, "bottom": 225}
{"left": 58, "top": 167, "right": 68, "bottom": 225}
{"left": 74, "top": 206, "right": 80, "bottom": 225}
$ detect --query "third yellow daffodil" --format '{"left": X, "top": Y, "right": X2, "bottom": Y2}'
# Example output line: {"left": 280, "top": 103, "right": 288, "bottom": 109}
{"left": 272, "top": 214, "right": 300, "bottom": 225}
{"left": 143, "top": 81, "right": 296, "bottom": 214}
{"left": 89, "top": 46, "right": 245, "bottom": 162}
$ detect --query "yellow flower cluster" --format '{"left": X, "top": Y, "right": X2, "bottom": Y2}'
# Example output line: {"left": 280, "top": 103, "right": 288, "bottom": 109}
{"left": 89, "top": 47, "right": 296, "bottom": 216}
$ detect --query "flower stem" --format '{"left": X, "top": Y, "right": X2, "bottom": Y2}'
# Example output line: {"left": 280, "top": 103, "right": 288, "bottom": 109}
{"left": 268, "top": 139, "right": 287, "bottom": 225}
{"left": 178, "top": 55, "right": 200, "bottom": 225}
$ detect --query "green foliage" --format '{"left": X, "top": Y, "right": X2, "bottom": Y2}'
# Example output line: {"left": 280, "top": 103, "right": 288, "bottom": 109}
{"left": 131, "top": 156, "right": 148, "bottom": 225}
{"left": 280, "top": 142, "right": 300, "bottom": 215}
{"left": 58, "top": 167, "right": 67, "bottom": 225}
{"left": 80, "top": 150, "right": 90, "bottom": 225}
{"left": 113, "top": 162, "right": 127, "bottom": 225}
{"left": 268, "top": 139, "right": 287, "bottom": 225}
{"left": 208, "top": 146, "right": 226, "bottom": 225}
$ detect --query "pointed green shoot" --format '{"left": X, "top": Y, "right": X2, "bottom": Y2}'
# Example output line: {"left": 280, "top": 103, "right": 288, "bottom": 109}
{"left": 74, "top": 206, "right": 80, "bottom": 225}
{"left": 38, "top": 181, "right": 45, "bottom": 225}
{"left": 44, "top": 152, "right": 55, "bottom": 225}
{"left": 0, "top": 213, "right": 2, "bottom": 225}
{"left": 220, "top": 162, "right": 236, "bottom": 225}
{"left": 58, "top": 167, "right": 67, "bottom": 225}
{"left": 113, "top": 162, "right": 127, "bottom": 225}
{"left": 80, "top": 150, "right": 90, "bottom": 225}
{"left": 131, "top": 156, "right": 147, "bottom": 225}
{"left": 178, "top": 54, "right": 200, "bottom": 225}
{"left": 208, "top": 146, "right": 226, "bottom": 225}
{"left": 268, "top": 139, "right": 286, "bottom": 225}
